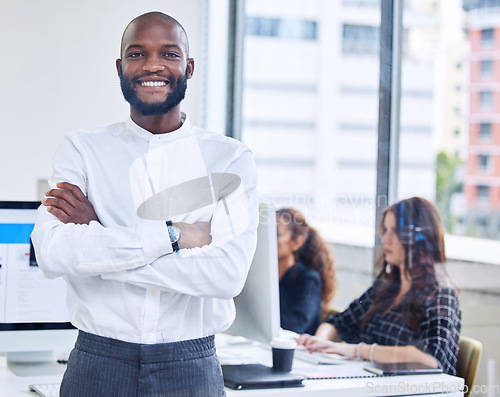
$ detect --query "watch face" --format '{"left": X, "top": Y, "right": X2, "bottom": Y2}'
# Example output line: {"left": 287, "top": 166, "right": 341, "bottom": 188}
{"left": 168, "top": 225, "right": 180, "bottom": 244}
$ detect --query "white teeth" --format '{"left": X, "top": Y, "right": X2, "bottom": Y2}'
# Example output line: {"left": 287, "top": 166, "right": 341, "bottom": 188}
{"left": 141, "top": 81, "right": 166, "bottom": 87}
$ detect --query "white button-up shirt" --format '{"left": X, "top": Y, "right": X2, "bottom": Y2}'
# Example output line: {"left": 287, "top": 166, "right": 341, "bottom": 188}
{"left": 32, "top": 113, "right": 259, "bottom": 344}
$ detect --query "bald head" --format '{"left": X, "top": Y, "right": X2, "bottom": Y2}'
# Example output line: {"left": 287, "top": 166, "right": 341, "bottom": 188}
{"left": 120, "top": 12, "right": 190, "bottom": 58}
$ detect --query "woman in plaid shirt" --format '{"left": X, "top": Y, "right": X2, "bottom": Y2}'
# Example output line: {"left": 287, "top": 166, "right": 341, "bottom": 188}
{"left": 297, "top": 197, "right": 461, "bottom": 375}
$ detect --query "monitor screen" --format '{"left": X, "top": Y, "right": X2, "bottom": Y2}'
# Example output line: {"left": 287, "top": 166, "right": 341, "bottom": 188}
{"left": 0, "top": 201, "right": 77, "bottom": 376}
{"left": 225, "top": 201, "right": 281, "bottom": 345}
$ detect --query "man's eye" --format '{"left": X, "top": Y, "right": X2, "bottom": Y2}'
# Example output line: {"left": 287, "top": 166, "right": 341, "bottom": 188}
{"left": 164, "top": 52, "right": 180, "bottom": 58}
{"left": 128, "top": 52, "right": 144, "bottom": 58}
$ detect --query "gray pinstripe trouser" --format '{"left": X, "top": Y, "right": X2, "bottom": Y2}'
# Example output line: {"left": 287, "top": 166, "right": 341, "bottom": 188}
{"left": 60, "top": 330, "right": 226, "bottom": 397}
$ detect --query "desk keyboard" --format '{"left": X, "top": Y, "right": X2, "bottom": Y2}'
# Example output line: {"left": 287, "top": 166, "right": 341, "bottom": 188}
{"left": 29, "top": 383, "right": 60, "bottom": 397}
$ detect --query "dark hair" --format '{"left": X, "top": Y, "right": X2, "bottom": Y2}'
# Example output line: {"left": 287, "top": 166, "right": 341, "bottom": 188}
{"left": 276, "top": 208, "right": 336, "bottom": 314}
{"left": 361, "top": 197, "right": 455, "bottom": 331}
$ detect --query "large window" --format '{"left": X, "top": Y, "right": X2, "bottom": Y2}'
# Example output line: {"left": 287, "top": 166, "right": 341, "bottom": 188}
{"left": 401, "top": 0, "right": 500, "bottom": 390}
{"left": 234, "top": 0, "right": 500, "bottom": 389}
{"left": 241, "top": 0, "right": 381, "bottom": 302}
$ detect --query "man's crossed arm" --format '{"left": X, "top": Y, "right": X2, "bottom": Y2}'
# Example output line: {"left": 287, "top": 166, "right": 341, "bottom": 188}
{"left": 42, "top": 182, "right": 211, "bottom": 249}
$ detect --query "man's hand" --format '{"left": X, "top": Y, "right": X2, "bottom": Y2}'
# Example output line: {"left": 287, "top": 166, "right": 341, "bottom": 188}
{"left": 42, "top": 182, "right": 99, "bottom": 225}
{"left": 175, "top": 221, "right": 212, "bottom": 249}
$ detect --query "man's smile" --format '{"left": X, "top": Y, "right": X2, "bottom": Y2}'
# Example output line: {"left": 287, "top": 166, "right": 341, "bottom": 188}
{"left": 140, "top": 80, "right": 168, "bottom": 87}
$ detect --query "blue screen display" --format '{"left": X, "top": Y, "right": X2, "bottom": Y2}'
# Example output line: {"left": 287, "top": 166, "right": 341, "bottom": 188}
{"left": 0, "top": 224, "right": 34, "bottom": 244}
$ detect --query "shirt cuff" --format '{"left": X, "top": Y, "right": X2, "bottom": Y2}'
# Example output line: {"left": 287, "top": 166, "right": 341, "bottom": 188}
{"left": 138, "top": 220, "right": 173, "bottom": 263}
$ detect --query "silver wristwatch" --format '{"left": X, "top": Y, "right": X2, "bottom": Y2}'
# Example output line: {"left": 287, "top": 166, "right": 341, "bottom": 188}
{"left": 166, "top": 220, "right": 180, "bottom": 252}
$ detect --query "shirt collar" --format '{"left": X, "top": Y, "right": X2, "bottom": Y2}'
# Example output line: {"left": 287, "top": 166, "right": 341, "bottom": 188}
{"left": 126, "top": 112, "right": 191, "bottom": 141}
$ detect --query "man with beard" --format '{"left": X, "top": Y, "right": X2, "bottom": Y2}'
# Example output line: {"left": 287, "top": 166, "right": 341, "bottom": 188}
{"left": 32, "top": 12, "right": 258, "bottom": 396}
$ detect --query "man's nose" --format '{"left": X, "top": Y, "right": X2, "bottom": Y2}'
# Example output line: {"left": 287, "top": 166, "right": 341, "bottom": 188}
{"left": 143, "top": 58, "right": 165, "bottom": 72}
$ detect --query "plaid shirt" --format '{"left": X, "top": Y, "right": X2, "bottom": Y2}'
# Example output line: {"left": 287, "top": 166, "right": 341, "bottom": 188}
{"left": 326, "top": 282, "right": 461, "bottom": 375}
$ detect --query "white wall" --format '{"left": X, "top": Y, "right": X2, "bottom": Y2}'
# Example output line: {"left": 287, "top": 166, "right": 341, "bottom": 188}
{"left": 0, "top": 0, "right": 206, "bottom": 201}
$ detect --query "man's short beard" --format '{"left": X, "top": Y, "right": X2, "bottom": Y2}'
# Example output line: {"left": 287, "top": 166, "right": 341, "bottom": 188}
{"left": 119, "top": 68, "right": 188, "bottom": 116}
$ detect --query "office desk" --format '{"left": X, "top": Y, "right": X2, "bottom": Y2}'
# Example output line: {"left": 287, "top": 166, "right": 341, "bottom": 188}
{"left": 218, "top": 336, "right": 464, "bottom": 397}
{"left": 0, "top": 337, "right": 465, "bottom": 397}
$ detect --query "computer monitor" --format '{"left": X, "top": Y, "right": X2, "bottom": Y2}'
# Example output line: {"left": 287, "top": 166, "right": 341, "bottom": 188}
{"left": 225, "top": 202, "right": 281, "bottom": 345}
{"left": 0, "top": 201, "right": 77, "bottom": 376}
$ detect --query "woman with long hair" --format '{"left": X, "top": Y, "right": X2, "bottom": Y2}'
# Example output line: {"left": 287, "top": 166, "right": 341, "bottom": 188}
{"left": 297, "top": 197, "right": 461, "bottom": 375}
{"left": 276, "top": 208, "right": 336, "bottom": 335}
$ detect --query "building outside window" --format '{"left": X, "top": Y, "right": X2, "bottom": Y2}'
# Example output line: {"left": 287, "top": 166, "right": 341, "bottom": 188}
{"left": 479, "top": 90, "right": 493, "bottom": 110}
{"left": 481, "top": 27, "right": 494, "bottom": 46}
{"left": 477, "top": 184, "right": 490, "bottom": 202}
{"left": 480, "top": 58, "right": 494, "bottom": 79}
{"left": 246, "top": 17, "right": 317, "bottom": 40}
{"left": 479, "top": 122, "right": 492, "bottom": 141}
{"left": 478, "top": 153, "right": 491, "bottom": 172}
{"left": 342, "top": 24, "right": 380, "bottom": 54}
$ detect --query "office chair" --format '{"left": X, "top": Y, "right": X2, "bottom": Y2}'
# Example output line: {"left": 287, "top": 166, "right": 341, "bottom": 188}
{"left": 456, "top": 336, "right": 483, "bottom": 397}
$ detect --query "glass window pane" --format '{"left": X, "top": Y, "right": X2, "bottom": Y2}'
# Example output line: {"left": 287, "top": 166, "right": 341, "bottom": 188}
{"left": 242, "top": 0, "right": 381, "bottom": 307}
{"left": 401, "top": 0, "right": 500, "bottom": 388}
{"left": 479, "top": 122, "right": 492, "bottom": 141}
{"left": 477, "top": 184, "right": 490, "bottom": 201}
{"left": 478, "top": 154, "right": 491, "bottom": 172}
{"left": 480, "top": 58, "right": 494, "bottom": 78}
{"left": 246, "top": 17, "right": 318, "bottom": 40}
{"left": 342, "top": 24, "right": 380, "bottom": 54}
{"left": 480, "top": 90, "right": 493, "bottom": 110}
{"left": 481, "top": 28, "right": 494, "bottom": 46}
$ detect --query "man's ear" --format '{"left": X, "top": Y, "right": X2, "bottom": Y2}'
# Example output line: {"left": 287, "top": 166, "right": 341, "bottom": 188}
{"left": 116, "top": 59, "right": 122, "bottom": 76}
{"left": 187, "top": 58, "right": 195, "bottom": 79}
